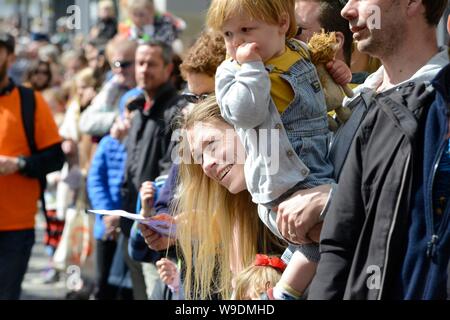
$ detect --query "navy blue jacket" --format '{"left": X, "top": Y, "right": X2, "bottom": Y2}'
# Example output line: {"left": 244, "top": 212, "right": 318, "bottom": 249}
{"left": 128, "top": 164, "right": 179, "bottom": 262}
{"left": 399, "top": 62, "right": 450, "bottom": 299}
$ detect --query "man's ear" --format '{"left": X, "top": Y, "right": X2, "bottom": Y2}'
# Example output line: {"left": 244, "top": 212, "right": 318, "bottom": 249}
{"left": 406, "top": 0, "right": 423, "bottom": 19}
{"left": 335, "top": 31, "right": 345, "bottom": 50}
{"left": 165, "top": 62, "right": 174, "bottom": 79}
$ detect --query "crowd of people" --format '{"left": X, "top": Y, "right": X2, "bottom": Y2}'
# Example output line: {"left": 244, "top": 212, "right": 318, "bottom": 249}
{"left": 0, "top": 0, "right": 448, "bottom": 301}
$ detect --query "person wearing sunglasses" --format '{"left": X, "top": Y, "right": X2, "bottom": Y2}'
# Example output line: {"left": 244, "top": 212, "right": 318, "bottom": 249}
{"left": 79, "top": 34, "right": 137, "bottom": 138}
{"left": 181, "top": 92, "right": 210, "bottom": 104}
{"left": 24, "top": 60, "right": 52, "bottom": 92}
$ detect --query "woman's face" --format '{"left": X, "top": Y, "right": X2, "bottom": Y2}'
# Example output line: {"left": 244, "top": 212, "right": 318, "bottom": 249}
{"left": 31, "top": 63, "right": 51, "bottom": 90}
{"left": 186, "top": 119, "right": 247, "bottom": 194}
{"left": 185, "top": 72, "right": 215, "bottom": 97}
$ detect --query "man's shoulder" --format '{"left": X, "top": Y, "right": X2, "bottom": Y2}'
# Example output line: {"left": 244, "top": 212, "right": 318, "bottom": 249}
{"left": 163, "top": 93, "right": 186, "bottom": 117}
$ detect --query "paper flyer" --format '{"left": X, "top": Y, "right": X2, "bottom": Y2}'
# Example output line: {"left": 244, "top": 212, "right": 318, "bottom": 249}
{"left": 87, "top": 210, "right": 176, "bottom": 238}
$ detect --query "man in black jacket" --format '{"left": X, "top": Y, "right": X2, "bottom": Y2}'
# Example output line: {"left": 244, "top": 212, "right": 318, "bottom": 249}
{"left": 117, "top": 40, "right": 185, "bottom": 299}
{"left": 0, "top": 32, "right": 64, "bottom": 299}
{"left": 308, "top": 0, "right": 449, "bottom": 299}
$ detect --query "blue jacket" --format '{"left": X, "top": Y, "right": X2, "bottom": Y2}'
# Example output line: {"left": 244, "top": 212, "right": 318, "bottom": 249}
{"left": 399, "top": 62, "right": 450, "bottom": 299}
{"left": 87, "top": 135, "right": 127, "bottom": 240}
{"left": 154, "top": 163, "right": 178, "bottom": 215}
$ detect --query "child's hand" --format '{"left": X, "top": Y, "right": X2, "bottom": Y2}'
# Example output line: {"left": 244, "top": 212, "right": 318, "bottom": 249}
{"left": 326, "top": 59, "right": 352, "bottom": 86}
{"left": 110, "top": 116, "right": 131, "bottom": 141}
{"left": 140, "top": 181, "right": 156, "bottom": 217}
{"left": 156, "top": 258, "right": 179, "bottom": 286}
{"left": 236, "top": 42, "right": 262, "bottom": 64}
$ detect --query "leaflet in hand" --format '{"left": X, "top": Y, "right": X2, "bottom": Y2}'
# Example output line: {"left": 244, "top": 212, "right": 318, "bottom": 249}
{"left": 87, "top": 210, "right": 176, "bottom": 238}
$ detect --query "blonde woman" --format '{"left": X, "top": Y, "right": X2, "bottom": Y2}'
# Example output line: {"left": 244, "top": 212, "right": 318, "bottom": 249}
{"left": 176, "top": 97, "right": 283, "bottom": 300}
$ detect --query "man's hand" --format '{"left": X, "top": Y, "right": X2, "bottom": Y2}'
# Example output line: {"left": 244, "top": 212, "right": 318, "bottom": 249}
{"left": 326, "top": 59, "right": 352, "bottom": 86}
{"left": 0, "top": 156, "right": 19, "bottom": 176}
{"left": 61, "top": 139, "right": 77, "bottom": 156}
{"left": 274, "top": 184, "right": 331, "bottom": 244}
{"left": 140, "top": 181, "right": 156, "bottom": 217}
{"left": 236, "top": 42, "right": 262, "bottom": 64}
{"left": 138, "top": 221, "right": 175, "bottom": 251}
{"left": 307, "top": 222, "right": 323, "bottom": 243}
{"left": 110, "top": 116, "right": 131, "bottom": 141}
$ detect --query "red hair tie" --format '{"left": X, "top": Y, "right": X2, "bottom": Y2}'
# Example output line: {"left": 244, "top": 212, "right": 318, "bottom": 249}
{"left": 253, "top": 254, "right": 286, "bottom": 272}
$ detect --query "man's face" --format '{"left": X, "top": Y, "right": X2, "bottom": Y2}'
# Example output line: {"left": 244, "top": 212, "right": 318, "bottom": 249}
{"left": 294, "top": 0, "right": 323, "bottom": 43}
{"left": 135, "top": 45, "right": 172, "bottom": 95}
{"left": 342, "top": 0, "right": 406, "bottom": 58}
{"left": 109, "top": 48, "right": 136, "bottom": 88}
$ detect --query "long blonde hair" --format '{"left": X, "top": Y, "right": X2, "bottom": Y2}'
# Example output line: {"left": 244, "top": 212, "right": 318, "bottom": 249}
{"left": 175, "top": 97, "right": 273, "bottom": 299}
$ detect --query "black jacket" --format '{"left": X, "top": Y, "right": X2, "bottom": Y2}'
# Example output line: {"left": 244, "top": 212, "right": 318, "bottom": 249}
{"left": 309, "top": 82, "right": 437, "bottom": 299}
{"left": 120, "top": 83, "right": 185, "bottom": 236}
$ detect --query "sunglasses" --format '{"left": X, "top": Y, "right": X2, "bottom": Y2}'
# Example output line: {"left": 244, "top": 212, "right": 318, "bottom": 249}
{"left": 34, "top": 69, "right": 50, "bottom": 76}
{"left": 182, "top": 92, "right": 210, "bottom": 104}
{"left": 112, "top": 60, "right": 134, "bottom": 69}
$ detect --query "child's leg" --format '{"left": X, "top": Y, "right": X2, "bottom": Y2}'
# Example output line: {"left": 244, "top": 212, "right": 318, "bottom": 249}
{"left": 273, "top": 250, "right": 318, "bottom": 299}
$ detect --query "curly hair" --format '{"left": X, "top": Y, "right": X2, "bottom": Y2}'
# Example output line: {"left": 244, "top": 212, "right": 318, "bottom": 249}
{"left": 179, "top": 31, "right": 226, "bottom": 79}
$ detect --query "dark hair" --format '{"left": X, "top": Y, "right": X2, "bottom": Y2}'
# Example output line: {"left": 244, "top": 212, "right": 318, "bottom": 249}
{"left": 423, "top": 0, "right": 448, "bottom": 26}
{"left": 137, "top": 39, "right": 173, "bottom": 65}
{"left": 317, "top": 0, "right": 353, "bottom": 66}
{"left": 25, "top": 60, "right": 52, "bottom": 91}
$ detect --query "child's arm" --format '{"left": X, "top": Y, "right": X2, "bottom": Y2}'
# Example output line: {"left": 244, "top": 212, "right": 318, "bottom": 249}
{"left": 156, "top": 258, "right": 183, "bottom": 299}
{"left": 274, "top": 250, "right": 318, "bottom": 299}
{"left": 140, "top": 181, "right": 156, "bottom": 217}
{"left": 326, "top": 60, "right": 353, "bottom": 87}
{"left": 215, "top": 59, "right": 271, "bottom": 129}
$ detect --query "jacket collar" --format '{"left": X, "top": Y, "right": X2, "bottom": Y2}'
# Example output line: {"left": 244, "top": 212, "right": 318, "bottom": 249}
{"left": 344, "top": 47, "right": 449, "bottom": 108}
{"left": 142, "top": 82, "right": 176, "bottom": 116}
{"left": 377, "top": 81, "right": 436, "bottom": 142}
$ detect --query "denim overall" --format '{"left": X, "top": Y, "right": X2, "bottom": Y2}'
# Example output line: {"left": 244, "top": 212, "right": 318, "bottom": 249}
{"left": 258, "top": 40, "right": 335, "bottom": 263}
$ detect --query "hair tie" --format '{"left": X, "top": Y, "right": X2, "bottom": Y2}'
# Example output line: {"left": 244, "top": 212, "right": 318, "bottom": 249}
{"left": 253, "top": 254, "right": 286, "bottom": 272}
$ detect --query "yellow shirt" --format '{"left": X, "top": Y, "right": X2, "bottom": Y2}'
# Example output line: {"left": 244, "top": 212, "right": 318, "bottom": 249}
{"left": 266, "top": 45, "right": 304, "bottom": 113}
